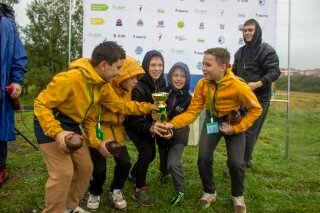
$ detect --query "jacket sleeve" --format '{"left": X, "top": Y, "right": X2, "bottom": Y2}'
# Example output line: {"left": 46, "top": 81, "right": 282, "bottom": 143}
{"left": 125, "top": 87, "right": 153, "bottom": 135}
{"left": 34, "top": 74, "right": 71, "bottom": 138}
{"left": 82, "top": 112, "right": 101, "bottom": 148}
{"left": 11, "top": 29, "right": 28, "bottom": 85}
{"left": 100, "top": 84, "right": 152, "bottom": 115}
{"left": 171, "top": 81, "right": 205, "bottom": 129}
{"left": 232, "top": 84, "right": 262, "bottom": 134}
{"left": 232, "top": 53, "right": 239, "bottom": 76}
{"left": 260, "top": 46, "right": 280, "bottom": 87}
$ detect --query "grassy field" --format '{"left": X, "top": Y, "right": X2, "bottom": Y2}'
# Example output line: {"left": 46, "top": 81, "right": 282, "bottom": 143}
{"left": 0, "top": 91, "right": 319, "bottom": 212}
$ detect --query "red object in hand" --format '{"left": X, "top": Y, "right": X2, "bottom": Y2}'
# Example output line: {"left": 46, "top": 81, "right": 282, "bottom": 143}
{"left": 5, "top": 85, "right": 21, "bottom": 110}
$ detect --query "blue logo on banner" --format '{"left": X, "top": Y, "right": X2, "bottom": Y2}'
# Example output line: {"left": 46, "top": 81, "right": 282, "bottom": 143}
{"left": 135, "top": 46, "right": 143, "bottom": 55}
{"left": 218, "top": 36, "right": 225, "bottom": 44}
{"left": 196, "top": 61, "right": 203, "bottom": 70}
{"left": 259, "top": 0, "right": 266, "bottom": 6}
{"left": 116, "top": 19, "right": 123, "bottom": 26}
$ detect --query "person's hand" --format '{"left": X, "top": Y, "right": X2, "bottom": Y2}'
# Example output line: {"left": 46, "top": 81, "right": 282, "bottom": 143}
{"left": 150, "top": 104, "right": 159, "bottom": 111}
{"left": 10, "top": 83, "right": 22, "bottom": 99}
{"left": 97, "top": 140, "right": 113, "bottom": 158}
{"left": 161, "top": 129, "right": 173, "bottom": 140}
{"left": 151, "top": 111, "right": 159, "bottom": 121}
{"left": 165, "top": 122, "right": 174, "bottom": 129}
{"left": 248, "top": 81, "right": 263, "bottom": 91}
{"left": 219, "top": 122, "right": 235, "bottom": 135}
{"left": 55, "top": 130, "right": 73, "bottom": 153}
{"left": 150, "top": 122, "right": 168, "bottom": 137}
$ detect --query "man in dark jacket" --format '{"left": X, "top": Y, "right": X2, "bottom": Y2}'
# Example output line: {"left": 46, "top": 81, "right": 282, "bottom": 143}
{"left": 0, "top": 3, "right": 28, "bottom": 186}
{"left": 232, "top": 19, "right": 280, "bottom": 168}
{"left": 124, "top": 50, "right": 167, "bottom": 206}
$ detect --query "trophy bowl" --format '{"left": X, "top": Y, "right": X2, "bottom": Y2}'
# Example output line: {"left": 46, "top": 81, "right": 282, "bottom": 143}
{"left": 152, "top": 92, "right": 169, "bottom": 104}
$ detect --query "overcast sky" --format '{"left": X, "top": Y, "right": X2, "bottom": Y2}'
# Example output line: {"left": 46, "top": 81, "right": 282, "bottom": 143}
{"left": 13, "top": 0, "right": 320, "bottom": 69}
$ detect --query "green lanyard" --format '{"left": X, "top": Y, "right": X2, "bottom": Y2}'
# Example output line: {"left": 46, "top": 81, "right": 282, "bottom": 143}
{"left": 207, "top": 80, "right": 222, "bottom": 123}
{"left": 85, "top": 78, "right": 102, "bottom": 125}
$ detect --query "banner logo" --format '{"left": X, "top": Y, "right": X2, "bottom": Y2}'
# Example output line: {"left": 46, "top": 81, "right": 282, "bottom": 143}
{"left": 137, "top": 19, "right": 144, "bottom": 26}
{"left": 177, "top": 21, "right": 185, "bottom": 29}
{"left": 218, "top": 36, "right": 225, "bottom": 44}
{"left": 135, "top": 46, "right": 143, "bottom": 55}
{"left": 116, "top": 19, "right": 123, "bottom": 26}
{"left": 91, "top": 4, "right": 108, "bottom": 11}
{"left": 90, "top": 18, "right": 104, "bottom": 25}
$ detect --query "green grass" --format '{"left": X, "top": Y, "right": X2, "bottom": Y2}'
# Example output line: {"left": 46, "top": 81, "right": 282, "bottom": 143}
{"left": 1, "top": 92, "right": 320, "bottom": 212}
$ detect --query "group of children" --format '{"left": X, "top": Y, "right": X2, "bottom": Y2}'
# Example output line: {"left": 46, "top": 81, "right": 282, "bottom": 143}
{"left": 34, "top": 41, "right": 262, "bottom": 213}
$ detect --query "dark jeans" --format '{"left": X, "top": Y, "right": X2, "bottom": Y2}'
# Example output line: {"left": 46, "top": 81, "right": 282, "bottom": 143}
{"left": 158, "top": 143, "right": 185, "bottom": 192}
{"left": 0, "top": 141, "right": 8, "bottom": 170}
{"left": 198, "top": 121, "right": 246, "bottom": 197}
{"left": 130, "top": 139, "right": 156, "bottom": 189}
{"left": 244, "top": 101, "right": 270, "bottom": 167}
{"left": 88, "top": 147, "right": 131, "bottom": 195}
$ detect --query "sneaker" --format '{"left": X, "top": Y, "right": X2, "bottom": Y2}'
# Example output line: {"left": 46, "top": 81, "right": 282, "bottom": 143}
{"left": 133, "top": 186, "right": 154, "bottom": 206}
{"left": 232, "top": 196, "right": 247, "bottom": 213}
{"left": 170, "top": 192, "right": 187, "bottom": 206}
{"left": 198, "top": 192, "right": 217, "bottom": 208}
{"left": 86, "top": 193, "right": 101, "bottom": 210}
{"left": 110, "top": 189, "right": 127, "bottom": 210}
{"left": 64, "top": 206, "right": 88, "bottom": 213}
{"left": 0, "top": 168, "right": 9, "bottom": 186}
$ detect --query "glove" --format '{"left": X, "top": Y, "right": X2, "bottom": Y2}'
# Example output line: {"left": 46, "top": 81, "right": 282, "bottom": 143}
{"left": 65, "top": 133, "right": 83, "bottom": 151}
{"left": 105, "top": 140, "right": 124, "bottom": 157}
{"left": 226, "top": 110, "right": 242, "bottom": 125}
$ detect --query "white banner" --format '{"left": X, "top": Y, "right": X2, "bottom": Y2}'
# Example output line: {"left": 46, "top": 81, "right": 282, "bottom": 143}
{"left": 83, "top": 0, "right": 277, "bottom": 89}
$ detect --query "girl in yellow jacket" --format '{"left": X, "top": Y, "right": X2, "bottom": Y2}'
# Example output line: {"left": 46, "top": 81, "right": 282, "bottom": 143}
{"left": 86, "top": 56, "right": 147, "bottom": 210}
{"left": 164, "top": 48, "right": 262, "bottom": 213}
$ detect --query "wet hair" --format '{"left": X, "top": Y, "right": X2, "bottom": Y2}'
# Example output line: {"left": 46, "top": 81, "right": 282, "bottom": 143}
{"left": 204, "top": 48, "right": 230, "bottom": 67}
{"left": 243, "top": 19, "right": 257, "bottom": 27}
{"left": 91, "top": 40, "right": 126, "bottom": 67}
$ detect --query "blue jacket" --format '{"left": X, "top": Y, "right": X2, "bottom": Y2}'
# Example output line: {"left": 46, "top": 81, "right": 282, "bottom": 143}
{"left": 0, "top": 16, "right": 28, "bottom": 141}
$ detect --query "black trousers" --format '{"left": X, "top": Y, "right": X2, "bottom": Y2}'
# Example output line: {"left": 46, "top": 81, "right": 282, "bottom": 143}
{"left": 198, "top": 120, "right": 246, "bottom": 197}
{"left": 130, "top": 138, "right": 156, "bottom": 189}
{"left": 88, "top": 146, "right": 131, "bottom": 195}
{"left": 244, "top": 101, "right": 270, "bottom": 167}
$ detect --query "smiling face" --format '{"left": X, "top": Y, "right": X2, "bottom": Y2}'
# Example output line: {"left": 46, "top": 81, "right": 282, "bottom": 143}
{"left": 170, "top": 68, "right": 186, "bottom": 90}
{"left": 202, "top": 53, "right": 226, "bottom": 82}
{"left": 148, "top": 56, "right": 164, "bottom": 81}
{"left": 243, "top": 24, "right": 256, "bottom": 43}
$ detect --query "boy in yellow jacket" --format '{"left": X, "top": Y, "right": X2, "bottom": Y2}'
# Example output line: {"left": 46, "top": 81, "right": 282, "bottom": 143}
{"left": 164, "top": 48, "right": 262, "bottom": 213}
{"left": 85, "top": 56, "right": 146, "bottom": 210}
{"left": 34, "top": 41, "right": 156, "bottom": 213}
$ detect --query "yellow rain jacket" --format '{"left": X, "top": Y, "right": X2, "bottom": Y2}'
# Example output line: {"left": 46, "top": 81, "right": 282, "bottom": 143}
{"left": 170, "top": 68, "right": 262, "bottom": 134}
{"left": 85, "top": 56, "right": 148, "bottom": 148}
{"left": 34, "top": 58, "right": 152, "bottom": 143}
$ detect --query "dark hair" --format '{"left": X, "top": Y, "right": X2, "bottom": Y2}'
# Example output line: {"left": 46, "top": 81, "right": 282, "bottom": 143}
{"left": 91, "top": 40, "right": 126, "bottom": 67}
{"left": 243, "top": 19, "right": 257, "bottom": 27}
{"left": 204, "top": 48, "right": 230, "bottom": 67}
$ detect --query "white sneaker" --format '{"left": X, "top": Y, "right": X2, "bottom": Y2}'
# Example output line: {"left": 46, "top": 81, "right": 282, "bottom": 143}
{"left": 232, "top": 196, "right": 247, "bottom": 213}
{"left": 64, "top": 206, "right": 88, "bottom": 213}
{"left": 110, "top": 189, "right": 127, "bottom": 210}
{"left": 86, "top": 193, "right": 101, "bottom": 210}
{"left": 198, "top": 192, "right": 217, "bottom": 208}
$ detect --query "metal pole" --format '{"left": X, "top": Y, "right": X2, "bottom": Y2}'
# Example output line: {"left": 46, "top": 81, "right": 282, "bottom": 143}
{"left": 285, "top": 0, "right": 292, "bottom": 159}
{"left": 68, "top": 0, "right": 72, "bottom": 69}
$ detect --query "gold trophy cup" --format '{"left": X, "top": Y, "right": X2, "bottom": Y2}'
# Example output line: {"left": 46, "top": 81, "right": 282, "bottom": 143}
{"left": 152, "top": 92, "right": 169, "bottom": 123}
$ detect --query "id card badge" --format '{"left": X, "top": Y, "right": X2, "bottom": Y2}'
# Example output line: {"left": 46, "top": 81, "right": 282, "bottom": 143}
{"left": 206, "top": 122, "right": 219, "bottom": 134}
{"left": 96, "top": 123, "right": 105, "bottom": 141}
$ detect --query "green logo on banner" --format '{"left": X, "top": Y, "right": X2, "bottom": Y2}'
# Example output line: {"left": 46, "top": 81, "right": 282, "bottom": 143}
{"left": 91, "top": 4, "right": 109, "bottom": 11}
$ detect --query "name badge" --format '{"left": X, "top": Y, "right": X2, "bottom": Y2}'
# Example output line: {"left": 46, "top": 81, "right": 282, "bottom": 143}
{"left": 206, "top": 122, "right": 219, "bottom": 134}
{"left": 96, "top": 127, "right": 105, "bottom": 141}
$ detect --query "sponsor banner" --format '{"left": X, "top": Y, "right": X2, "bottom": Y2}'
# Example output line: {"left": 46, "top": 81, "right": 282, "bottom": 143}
{"left": 83, "top": 0, "right": 277, "bottom": 89}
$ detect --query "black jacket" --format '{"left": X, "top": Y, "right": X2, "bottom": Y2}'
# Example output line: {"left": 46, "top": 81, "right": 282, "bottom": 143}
{"left": 157, "top": 62, "right": 192, "bottom": 147}
{"left": 232, "top": 19, "right": 280, "bottom": 102}
{"left": 124, "top": 50, "right": 166, "bottom": 142}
